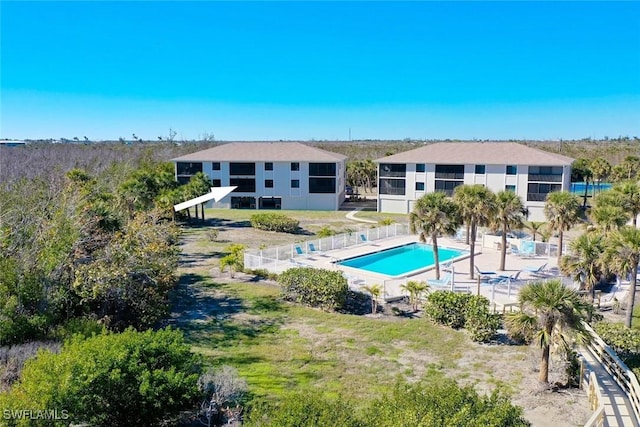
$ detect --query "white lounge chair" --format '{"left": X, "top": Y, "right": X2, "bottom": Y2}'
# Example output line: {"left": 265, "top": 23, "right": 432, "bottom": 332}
{"left": 427, "top": 272, "right": 453, "bottom": 288}
{"left": 488, "top": 271, "right": 522, "bottom": 285}
{"left": 523, "top": 263, "right": 548, "bottom": 275}
{"left": 359, "top": 234, "right": 372, "bottom": 245}
{"left": 475, "top": 266, "right": 496, "bottom": 281}
{"left": 308, "top": 243, "right": 323, "bottom": 256}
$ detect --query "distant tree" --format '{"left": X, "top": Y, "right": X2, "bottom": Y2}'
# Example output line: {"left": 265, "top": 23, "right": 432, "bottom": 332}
{"left": 589, "top": 192, "right": 628, "bottom": 235}
{"left": 453, "top": 185, "right": 496, "bottom": 278}
{"left": 492, "top": 190, "right": 527, "bottom": 271}
{"left": 611, "top": 156, "right": 640, "bottom": 183}
{"left": 560, "top": 232, "right": 604, "bottom": 301}
{"left": 571, "top": 158, "right": 593, "bottom": 208}
{"left": 362, "top": 284, "right": 383, "bottom": 314}
{"left": 219, "top": 244, "right": 246, "bottom": 278}
{"left": 544, "top": 192, "right": 581, "bottom": 265}
{"left": 72, "top": 209, "right": 180, "bottom": 330}
{"left": 525, "top": 221, "right": 546, "bottom": 242}
{"left": 603, "top": 227, "right": 640, "bottom": 328}
{"left": 410, "top": 192, "right": 460, "bottom": 280}
{"left": 612, "top": 180, "right": 640, "bottom": 227}
{"left": 400, "top": 280, "right": 428, "bottom": 311}
{"left": 590, "top": 157, "right": 612, "bottom": 193}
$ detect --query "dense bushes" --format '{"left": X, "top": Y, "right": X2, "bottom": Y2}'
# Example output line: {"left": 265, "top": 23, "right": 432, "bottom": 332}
{"left": 594, "top": 322, "right": 640, "bottom": 374}
{"left": 245, "top": 379, "right": 530, "bottom": 427}
{"left": 0, "top": 328, "right": 201, "bottom": 427}
{"left": 0, "top": 162, "right": 184, "bottom": 344}
{"left": 250, "top": 213, "right": 299, "bottom": 233}
{"left": 424, "top": 291, "right": 500, "bottom": 342}
{"left": 279, "top": 268, "right": 348, "bottom": 311}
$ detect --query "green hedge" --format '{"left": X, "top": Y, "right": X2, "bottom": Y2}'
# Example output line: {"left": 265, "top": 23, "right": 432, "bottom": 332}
{"left": 250, "top": 213, "right": 299, "bottom": 233}
{"left": 245, "top": 379, "right": 530, "bottom": 426}
{"left": 0, "top": 328, "right": 200, "bottom": 427}
{"left": 279, "top": 267, "right": 348, "bottom": 311}
{"left": 594, "top": 322, "right": 640, "bottom": 375}
{"left": 424, "top": 291, "right": 500, "bottom": 343}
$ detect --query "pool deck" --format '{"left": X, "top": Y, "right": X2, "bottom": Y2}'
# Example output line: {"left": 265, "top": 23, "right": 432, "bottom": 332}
{"left": 293, "top": 234, "right": 630, "bottom": 311}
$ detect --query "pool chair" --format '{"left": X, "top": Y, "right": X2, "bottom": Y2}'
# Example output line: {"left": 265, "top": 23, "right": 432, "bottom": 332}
{"left": 427, "top": 272, "right": 453, "bottom": 288}
{"left": 294, "top": 245, "right": 308, "bottom": 258}
{"left": 289, "top": 258, "right": 310, "bottom": 267}
{"left": 488, "top": 271, "right": 522, "bottom": 285}
{"left": 359, "top": 234, "right": 372, "bottom": 245}
{"left": 474, "top": 266, "right": 496, "bottom": 281}
{"left": 308, "top": 243, "right": 324, "bottom": 256}
{"left": 523, "top": 263, "right": 548, "bottom": 275}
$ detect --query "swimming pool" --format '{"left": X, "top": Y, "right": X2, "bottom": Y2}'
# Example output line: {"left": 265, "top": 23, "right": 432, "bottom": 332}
{"left": 337, "top": 243, "right": 467, "bottom": 277}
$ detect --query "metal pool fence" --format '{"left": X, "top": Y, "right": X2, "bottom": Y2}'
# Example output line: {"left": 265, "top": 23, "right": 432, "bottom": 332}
{"left": 244, "top": 223, "right": 411, "bottom": 273}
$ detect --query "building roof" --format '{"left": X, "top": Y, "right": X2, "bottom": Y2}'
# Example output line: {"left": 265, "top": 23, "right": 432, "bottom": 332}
{"left": 376, "top": 142, "right": 574, "bottom": 166}
{"left": 172, "top": 142, "right": 347, "bottom": 163}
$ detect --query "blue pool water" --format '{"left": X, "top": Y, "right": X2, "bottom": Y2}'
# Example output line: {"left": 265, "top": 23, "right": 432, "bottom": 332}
{"left": 338, "top": 243, "right": 466, "bottom": 277}
{"left": 570, "top": 182, "right": 612, "bottom": 194}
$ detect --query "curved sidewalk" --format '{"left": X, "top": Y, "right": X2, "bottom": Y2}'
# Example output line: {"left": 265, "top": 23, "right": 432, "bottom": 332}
{"left": 581, "top": 345, "right": 639, "bottom": 427}
{"left": 345, "top": 207, "right": 377, "bottom": 224}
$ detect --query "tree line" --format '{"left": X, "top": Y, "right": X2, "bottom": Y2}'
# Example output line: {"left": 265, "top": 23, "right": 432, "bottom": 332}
{"left": 0, "top": 159, "right": 213, "bottom": 344}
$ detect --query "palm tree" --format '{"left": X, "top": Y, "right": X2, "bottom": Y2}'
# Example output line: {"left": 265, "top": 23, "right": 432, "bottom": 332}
{"left": 611, "top": 156, "right": 640, "bottom": 183}
{"left": 525, "top": 221, "right": 546, "bottom": 242}
{"left": 492, "top": 191, "right": 527, "bottom": 271}
{"left": 571, "top": 158, "right": 593, "bottom": 209}
{"left": 544, "top": 192, "right": 581, "bottom": 265}
{"left": 505, "top": 280, "right": 591, "bottom": 383}
{"left": 410, "top": 192, "right": 460, "bottom": 280}
{"left": 603, "top": 227, "right": 640, "bottom": 328}
{"left": 589, "top": 197, "right": 628, "bottom": 235}
{"left": 454, "top": 185, "right": 496, "bottom": 278}
{"left": 613, "top": 180, "right": 640, "bottom": 227}
{"left": 400, "top": 280, "right": 429, "bottom": 311}
{"left": 590, "top": 157, "right": 611, "bottom": 194}
{"left": 362, "top": 284, "right": 383, "bottom": 314}
{"left": 560, "top": 233, "right": 604, "bottom": 301}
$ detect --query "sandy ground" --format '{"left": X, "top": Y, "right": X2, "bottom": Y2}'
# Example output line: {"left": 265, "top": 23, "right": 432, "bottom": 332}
{"left": 172, "top": 218, "right": 595, "bottom": 427}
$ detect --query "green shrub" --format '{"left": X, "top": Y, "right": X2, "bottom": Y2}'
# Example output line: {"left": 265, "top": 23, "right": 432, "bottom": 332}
{"left": 316, "top": 225, "right": 336, "bottom": 237}
{"left": 464, "top": 295, "right": 501, "bottom": 343}
{"left": 50, "top": 317, "right": 106, "bottom": 341}
{"left": 424, "top": 291, "right": 472, "bottom": 329}
{"left": 245, "top": 391, "right": 361, "bottom": 427}
{"left": 220, "top": 244, "right": 245, "bottom": 277}
{"left": 370, "top": 380, "right": 529, "bottom": 426}
{"left": 245, "top": 380, "right": 529, "bottom": 427}
{"left": 250, "top": 213, "right": 299, "bottom": 233}
{"left": 0, "top": 328, "right": 201, "bottom": 427}
{"left": 594, "top": 321, "right": 640, "bottom": 369}
{"left": 279, "top": 268, "right": 348, "bottom": 311}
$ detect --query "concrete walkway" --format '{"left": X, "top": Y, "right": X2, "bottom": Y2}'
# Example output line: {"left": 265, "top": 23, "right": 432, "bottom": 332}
{"left": 581, "top": 345, "right": 639, "bottom": 427}
{"left": 345, "top": 207, "right": 377, "bottom": 224}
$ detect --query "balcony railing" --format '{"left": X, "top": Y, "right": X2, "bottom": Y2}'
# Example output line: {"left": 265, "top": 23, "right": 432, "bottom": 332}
{"left": 528, "top": 174, "right": 562, "bottom": 182}
{"left": 435, "top": 173, "right": 464, "bottom": 179}
{"left": 527, "top": 193, "right": 548, "bottom": 202}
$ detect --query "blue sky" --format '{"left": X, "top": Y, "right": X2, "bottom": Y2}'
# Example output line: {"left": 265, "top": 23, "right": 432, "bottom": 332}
{"left": 2, "top": 1, "right": 639, "bottom": 141}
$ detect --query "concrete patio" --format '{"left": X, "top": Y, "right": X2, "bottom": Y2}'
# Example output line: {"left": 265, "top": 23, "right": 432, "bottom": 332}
{"left": 291, "top": 234, "right": 630, "bottom": 312}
